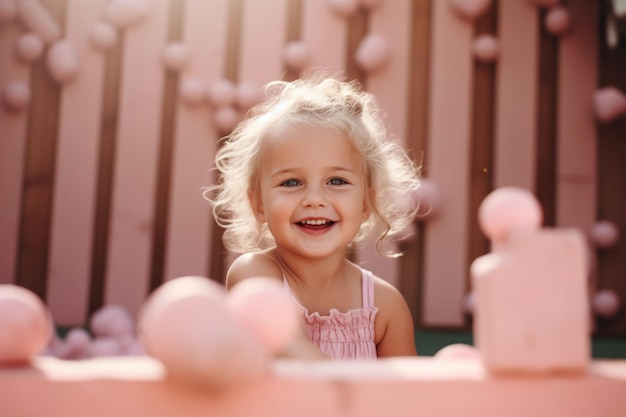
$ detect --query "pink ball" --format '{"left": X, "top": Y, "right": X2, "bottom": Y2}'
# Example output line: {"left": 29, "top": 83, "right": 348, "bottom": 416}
{"left": 88, "top": 338, "right": 123, "bottom": 358}
{"left": 478, "top": 187, "right": 542, "bottom": 241}
{"left": 545, "top": 7, "right": 571, "bottom": 36}
{"left": 207, "top": 79, "right": 236, "bottom": 108}
{"left": 283, "top": 41, "right": 309, "bottom": 72}
{"left": 0, "top": 0, "right": 17, "bottom": 24}
{"left": 449, "top": 0, "right": 492, "bottom": 20}
{"left": 103, "top": 0, "right": 149, "bottom": 30}
{"left": 355, "top": 33, "right": 390, "bottom": 73}
{"left": 139, "top": 276, "right": 268, "bottom": 389}
{"left": 328, "top": 0, "right": 359, "bottom": 17}
{"left": 0, "top": 285, "right": 50, "bottom": 364}
{"left": 434, "top": 343, "right": 481, "bottom": 359}
{"left": 179, "top": 77, "right": 208, "bottom": 106}
{"left": 89, "top": 22, "right": 118, "bottom": 51}
{"left": 589, "top": 220, "right": 620, "bottom": 249}
{"left": 15, "top": 33, "right": 44, "bottom": 63}
{"left": 227, "top": 277, "right": 299, "bottom": 354}
{"left": 2, "top": 81, "right": 31, "bottom": 112}
{"left": 592, "top": 87, "right": 626, "bottom": 123}
{"left": 592, "top": 289, "right": 620, "bottom": 319}
{"left": 472, "top": 34, "right": 499, "bottom": 62}
{"left": 213, "top": 106, "right": 240, "bottom": 133}
{"left": 46, "top": 39, "right": 79, "bottom": 84}
{"left": 56, "top": 327, "right": 92, "bottom": 359}
{"left": 90, "top": 305, "right": 134, "bottom": 339}
{"left": 236, "top": 81, "right": 262, "bottom": 110}
{"left": 162, "top": 42, "right": 189, "bottom": 71}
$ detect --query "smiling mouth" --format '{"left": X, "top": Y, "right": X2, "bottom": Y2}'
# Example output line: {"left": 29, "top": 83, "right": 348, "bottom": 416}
{"left": 297, "top": 219, "right": 336, "bottom": 230}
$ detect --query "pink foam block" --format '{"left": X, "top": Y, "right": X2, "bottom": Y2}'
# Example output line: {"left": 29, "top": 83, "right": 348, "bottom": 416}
{"left": 471, "top": 228, "right": 590, "bottom": 374}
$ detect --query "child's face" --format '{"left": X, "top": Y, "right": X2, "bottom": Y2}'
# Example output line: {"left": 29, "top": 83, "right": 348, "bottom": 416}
{"left": 251, "top": 124, "right": 369, "bottom": 259}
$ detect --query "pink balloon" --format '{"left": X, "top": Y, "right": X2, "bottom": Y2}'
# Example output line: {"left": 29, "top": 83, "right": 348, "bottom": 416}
{"left": 90, "top": 305, "right": 134, "bottom": 339}
{"left": 0, "top": 0, "right": 17, "bottom": 24}
{"left": 434, "top": 343, "right": 481, "bottom": 359}
{"left": 227, "top": 277, "right": 299, "bottom": 354}
{"left": 355, "top": 33, "right": 390, "bottom": 73}
{"left": 46, "top": 39, "right": 79, "bottom": 84}
{"left": 15, "top": 33, "right": 44, "bottom": 63}
{"left": 545, "top": 7, "right": 571, "bottom": 36}
{"left": 162, "top": 42, "right": 189, "bottom": 71}
{"left": 592, "top": 289, "right": 620, "bottom": 319}
{"left": 0, "top": 285, "right": 50, "bottom": 364}
{"left": 593, "top": 87, "right": 626, "bottom": 123}
{"left": 207, "top": 79, "right": 236, "bottom": 108}
{"left": 472, "top": 34, "right": 499, "bottom": 62}
{"left": 589, "top": 220, "right": 620, "bottom": 249}
{"left": 328, "top": 0, "right": 359, "bottom": 17}
{"left": 2, "top": 81, "right": 31, "bottom": 112}
{"left": 283, "top": 41, "right": 309, "bottom": 72}
{"left": 89, "top": 22, "right": 118, "bottom": 51}
{"left": 213, "top": 106, "right": 240, "bottom": 133}
{"left": 449, "top": 0, "right": 492, "bottom": 20}
{"left": 103, "top": 0, "right": 149, "bottom": 30}
{"left": 179, "top": 77, "right": 208, "bottom": 106}
{"left": 478, "top": 187, "right": 542, "bottom": 242}
{"left": 54, "top": 327, "right": 92, "bottom": 360}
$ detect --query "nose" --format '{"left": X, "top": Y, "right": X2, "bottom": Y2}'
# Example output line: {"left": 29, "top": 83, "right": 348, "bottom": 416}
{"left": 302, "top": 185, "right": 327, "bottom": 207}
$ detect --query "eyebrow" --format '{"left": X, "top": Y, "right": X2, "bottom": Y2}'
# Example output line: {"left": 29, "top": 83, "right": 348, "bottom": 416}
{"left": 269, "top": 166, "right": 357, "bottom": 177}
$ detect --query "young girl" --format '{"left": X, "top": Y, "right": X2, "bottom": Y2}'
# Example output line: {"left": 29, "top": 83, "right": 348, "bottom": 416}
{"left": 207, "top": 77, "right": 420, "bottom": 360}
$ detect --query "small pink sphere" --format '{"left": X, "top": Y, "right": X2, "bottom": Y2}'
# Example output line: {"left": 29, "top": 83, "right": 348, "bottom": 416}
{"left": 478, "top": 187, "right": 543, "bottom": 241}
{"left": 236, "top": 81, "right": 263, "bottom": 110}
{"left": 283, "top": 41, "right": 310, "bottom": 72}
{"left": 449, "top": 0, "right": 492, "bottom": 20}
{"left": 0, "top": 0, "right": 17, "bottom": 24}
{"left": 227, "top": 277, "right": 299, "bottom": 354}
{"left": 2, "top": 81, "right": 31, "bottom": 112}
{"left": 57, "top": 327, "right": 92, "bottom": 359}
{"left": 545, "top": 7, "right": 571, "bottom": 36}
{"left": 207, "top": 79, "right": 236, "bottom": 108}
{"left": 527, "top": 0, "right": 560, "bottom": 8}
{"left": 90, "top": 305, "right": 134, "bottom": 339}
{"left": 89, "top": 22, "right": 118, "bottom": 51}
{"left": 434, "top": 343, "right": 481, "bottom": 359}
{"left": 592, "top": 87, "right": 626, "bottom": 123}
{"left": 103, "top": 0, "right": 149, "bottom": 30}
{"left": 88, "top": 338, "right": 123, "bottom": 358}
{"left": 355, "top": 33, "right": 390, "bottom": 73}
{"left": 589, "top": 220, "right": 620, "bottom": 249}
{"left": 15, "top": 33, "right": 44, "bottom": 63}
{"left": 0, "top": 285, "right": 50, "bottom": 364}
{"left": 592, "top": 289, "right": 620, "bottom": 319}
{"left": 179, "top": 77, "right": 207, "bottom": 106}
{"left": 472, "top": 34, "right": 499, "bottom": 62}
{"left": 162, "top": 42, "right": 189, "bottom": 72}
{"left": 328, "top": 0, "right": 359, "bottom": 17}
{"left": 213, "top": 106, "right": 240, "bottom": 133}
{"left": 46, "top": 39, "right": 79, "bottom": 84}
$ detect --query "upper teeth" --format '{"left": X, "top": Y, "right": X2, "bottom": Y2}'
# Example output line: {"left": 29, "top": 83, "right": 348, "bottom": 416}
{"left": 302, "top": 219, "right": 328, "bottom": 225}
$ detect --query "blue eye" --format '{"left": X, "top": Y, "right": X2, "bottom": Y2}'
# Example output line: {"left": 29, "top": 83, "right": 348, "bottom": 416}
{"left": 280, "top": 179, "right": 301, "bottom": 187}
{"left": 328, "top": 177, "right": 348, "bottom": 186}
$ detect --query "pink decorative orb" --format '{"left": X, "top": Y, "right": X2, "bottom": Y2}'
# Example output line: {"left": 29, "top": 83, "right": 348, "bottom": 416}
{"left": 179, "top": 77, "right": 208, "bottom": 106}
{"left": 472, "top": 34, "right": 499, "bottom": 62}
{"left": 0, "top": 285, "right": 50, "bottom": 364}
{"left": 90, "top": 305, "right": 134, "bottom": 339}
{"left": 449, "top": 0, "right": 492, "bottom": 20}
{"left": 413, "top": 178, "right": 441, "bottom": 220}
{"left": 46, "top": 40, "right": 79, "bottom": 84}
{"left": 15, "top": 33, "right": 44, "bottom": 63}
{"left": 478, "top": 187, "right": 543, "bottom": 241}
{"left": 462, "top": 291, "right": 475, "bottom": 316}
{"left": 328, "top": 0, "right": 359, "bottom": 17}
{"left": 103, "top": 0, "right": 149, "bottom": 30}
{"left": 592, "top": 87, "right": 626, "bottom": 123}
{"left": 207, "top": 79, "right": 236, "bottom": 108}
{"left": 236, "top": 81, "right": 263, "bottom": 110}
{"left": 589, "top": 220, "right": 620, "bottom": 249}
{"left": 162, "top": 42, "right": 189, "bottom": 72}
{"left": 283, "top": 41, "right": 310, "bottom": 72}
{"left": 53, "top": 327, "right": 92, "bottom": 360}
{"left": 139, "top": 276, "right": 268, "bottom": 389}
{"left": 2, "top": 81, "right": 31, "bottom": 112}
{"left": 213, "top": 106, "right": 240, "bottom": 133}
{"left": 355, "top": 33, "right": 390, "bottom": 73}
{"left": 227, "top": 277, "right": 299, "bottom": 354}
{"left": 359, "top": 0, "right": 383, "bottom": 10}
{"left": 527, "top": 0, "right": 560, "bottom": 8}
{"left": 434, "top": 343, "right": 481, "bottom": 359}
{"left": 0, "top": 0, "right": 17, "bottom": 24}
{"left": 89, "top": 22, "right": 118, "bottom": 51}
{"left": 88, "top": 338, "right": 123, "bottom": 358}
{"left": 592, "top": 289, "right": 620, "bottom": 319}
{"left": 545, "top": 6, "right": 571, "bottom": 36}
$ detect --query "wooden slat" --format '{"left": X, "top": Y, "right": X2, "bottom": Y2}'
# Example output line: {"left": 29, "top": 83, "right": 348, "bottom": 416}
{"left": 492, "top": 1, "right": 539, "bottom": 191}
{"left": 0, "top": 24, "right": 31, "bottom": 285}
{"left": 421, "top": 0, "right": 473, "bottom": 327}
{"left": 46, "top": 0, "right": 107, "bottom": 326}
{"left": 163, "top": 0, "right": 230, "bottom": 282}
{"left": 300, "top": 0, "right": 347, "bottom": 74}
{"left": 104, "top": 0, "right": 171, "bottom": 316}
{"left": 555, "top": 0, "right": 598, "bottom": 231}
{"left": 355, "top": 0, "right": 412, "bottom": 288}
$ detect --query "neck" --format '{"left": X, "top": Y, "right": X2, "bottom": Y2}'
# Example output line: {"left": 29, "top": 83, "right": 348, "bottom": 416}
{"left": 273, "top": 248, "right": 347, "bottom": 288}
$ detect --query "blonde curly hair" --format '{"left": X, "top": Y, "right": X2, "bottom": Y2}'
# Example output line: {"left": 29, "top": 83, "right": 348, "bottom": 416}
{"left": 205, "top": 76, "right": 420, "bottom": 257}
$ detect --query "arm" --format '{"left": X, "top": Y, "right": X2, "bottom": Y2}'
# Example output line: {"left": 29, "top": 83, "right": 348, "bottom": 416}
{"left": 225, "top": 251, "right": 282, "bottom": 289}
{"left": 373, "top": 279, "right": 417, "bottom": 357}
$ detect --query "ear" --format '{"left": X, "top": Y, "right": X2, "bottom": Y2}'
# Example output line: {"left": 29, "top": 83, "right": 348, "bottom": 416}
{"left": 248, "top": 189, "right": 266, "bottom": 223}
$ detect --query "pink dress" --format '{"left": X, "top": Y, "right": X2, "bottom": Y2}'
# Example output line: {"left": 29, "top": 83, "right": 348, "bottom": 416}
{"left": 283, "top": 268, "right": 379, "bottom": 360}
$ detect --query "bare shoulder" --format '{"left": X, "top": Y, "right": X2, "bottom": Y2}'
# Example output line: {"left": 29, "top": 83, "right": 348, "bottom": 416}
{"left": 225, "top": 249, "right": 283, "bottom": 289}
{"left": 371, "top": 274, "right": 406, "bottom": 306}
